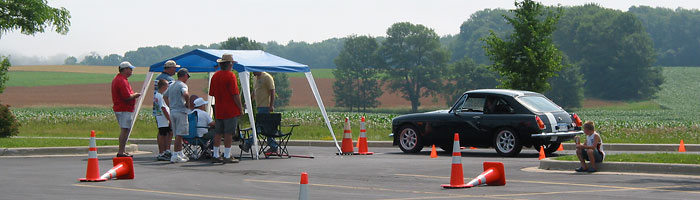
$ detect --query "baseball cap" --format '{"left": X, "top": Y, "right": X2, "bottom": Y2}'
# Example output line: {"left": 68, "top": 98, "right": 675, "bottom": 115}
{"left": 193, "top": 97, "right": 208, "bottom": 107}
{"left": 119, "top": 61, "right": 135, "bottom": 69}
{"left": 164, "top": 60, "right": 180, "bottom": 68}
{"left": 177, "top": 68, "right": 190, "bottom": 78}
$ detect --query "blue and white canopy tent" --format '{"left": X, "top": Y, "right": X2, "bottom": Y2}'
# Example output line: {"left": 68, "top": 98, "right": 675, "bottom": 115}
{"left": 128, "top": 49, "right": 341, "bottom": 159}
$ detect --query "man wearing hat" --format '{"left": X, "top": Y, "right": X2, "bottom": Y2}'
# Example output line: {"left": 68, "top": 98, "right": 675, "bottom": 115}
{"left": 209, "top": 53, "right": 243, "bottom": 163}
{"left": 111, "top": 61, "right": 142, "bottom": 157}
{"left": 164, "top": 68, "right": 191, "bottom": 163}
{"left": 192, "top": 97, "right": 215, "bottom": 138}
{"left": 153, "top": 60, "right": 178, "bottom": 161}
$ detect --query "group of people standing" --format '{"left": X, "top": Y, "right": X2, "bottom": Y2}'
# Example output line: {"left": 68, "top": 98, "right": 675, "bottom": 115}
{"left": 110, "top": 53, "right": 276, "bottom": 164}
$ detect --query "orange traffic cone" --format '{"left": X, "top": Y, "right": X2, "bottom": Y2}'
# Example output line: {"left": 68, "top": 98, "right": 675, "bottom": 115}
{"left": 100, "top": 157, "right": 134, "bottom": 180}
{"left": 339, "top": 117, "right": 354, "bottom": 155}
{"left": 679, "top": 140, "right": 686, "bottom": 152}
{"left": 356, "top": 116, "right": 373, "bottom": 155}
{"left": 430, "top": 145, "right": 438, "bottom": 158}
{"left": 538, "top": 146, "right": 546, "bottom": 160}
{"left": 79, "top": 130, "right": 106, "bottom": 182}
{"left": 298, "top": 172, "right": 309, "bottom": 200}
{"left": 469, "top": 147, "right": 478, "bottom": 150}
{"left": 556, "top": 143, "right": 564, "bottom": 151}
{"left": 465, "top": 162, "right": 506, "bottom": 187}
{"left": 442, "top": 133, "right": 471, "bottom": 189}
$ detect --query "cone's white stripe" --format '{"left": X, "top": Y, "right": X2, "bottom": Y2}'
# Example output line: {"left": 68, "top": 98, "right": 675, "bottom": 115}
{"left": 452, "top": 139, "right": 460, "bottom": 153}
{"left": 100, "top": 164, "right": 123, "bottom": 180}
{"left": 298, "top": 185, "right": 308, "bottom": 200}
{"left": 452, "top": 155, "right": 461, "bottom": 164}
{"left": 88, "top": 151, "right": 98, "bottom": 159}
{"left": 360, "top": 121, "right": 366, "bottom": 137}
{"left": 89, "top": 137, "right": 96, "bottom": 148}
{"left": 344, "top": 133, "right": 352, "bottom": 138}
{"left": 467, "top": 169, "right": 492, "bottom": 186}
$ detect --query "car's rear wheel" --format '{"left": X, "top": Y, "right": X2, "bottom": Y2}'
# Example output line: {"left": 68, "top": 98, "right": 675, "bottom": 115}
{"left": 493, "top": 128, "right": 522, "bottom": 157}
{"left": 398, "top": 125, "right": 423, "bottom": 153}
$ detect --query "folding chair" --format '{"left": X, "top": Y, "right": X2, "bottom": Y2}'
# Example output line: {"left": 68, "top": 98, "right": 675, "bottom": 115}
{"left": 182, "top": 111, "right": 213, "bottom": 160}
{"left": 255, "top": 113, "right": 299, "bottom": 158}
{"left": 238, "top": 126, "right": 255, "bottom": 160}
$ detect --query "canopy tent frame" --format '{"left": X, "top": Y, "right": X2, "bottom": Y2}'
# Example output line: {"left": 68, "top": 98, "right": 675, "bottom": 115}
{"left": 128, "top": 49, "right": 341, "bottom": 159}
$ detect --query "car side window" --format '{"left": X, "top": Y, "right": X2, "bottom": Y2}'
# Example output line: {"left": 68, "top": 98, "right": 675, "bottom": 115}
{"left": 485, "top": 97, "right": 515, "bottom": 114}
{"left": 461, "top": 97, "right": 485, "bottom": 112}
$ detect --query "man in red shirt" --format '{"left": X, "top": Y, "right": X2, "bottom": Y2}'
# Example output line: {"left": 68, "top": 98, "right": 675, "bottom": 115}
{"left": 209, "top": 53, "right": 243, "bottom": 163}
{"left": 111, "top": 61, "right": 141, "bottom": 157}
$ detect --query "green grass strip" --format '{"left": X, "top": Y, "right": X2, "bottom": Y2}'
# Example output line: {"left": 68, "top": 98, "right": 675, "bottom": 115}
{"left": 554, "top": 153, "right": 700, "bottom": 165}
{"left": 6, "top": 71, "right": 209, "bottom": 87}
{"left": 0, "top": 138, "right": 121, "bottom": 148}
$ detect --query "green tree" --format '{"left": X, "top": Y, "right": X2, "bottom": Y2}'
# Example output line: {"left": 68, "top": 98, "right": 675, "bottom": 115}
{"left": 79, "top": 52, "right": 102, "bottom": 65}
{"left": 0, "top": 56, "right": 9, "bottom": 94}
{"left": 442, "top": 58, "right": 500, "bottom": 105}
{"left": 451, "top": 9, "right": 512, "bottom": 64}
{"left": 333, "top": 35, "right": 383, "bottom": 112}
{"left": 545, "top": 55, "right": 584, "bottom": 109}
{"left": 379, "top": 22, "right": 450, "bottom": 112}
{"left": 64, "top": 56, "right": 77, "bottom": 65}
{"left": 220, "top": 37, "right": 264, "bottom": 50}
{"left": 483, "top": 0, "right": 563, "bottom": 93}
{"left": 554, "top": 4, "right": 662, "bottom": 100}
{"left": 101, "top": 54, "right": 123, "bottom": 66}
{"left": 0, "top": 0, "right": 71, "bottom": 37}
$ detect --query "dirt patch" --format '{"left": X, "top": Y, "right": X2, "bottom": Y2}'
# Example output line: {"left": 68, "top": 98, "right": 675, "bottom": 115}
{"left": 582, "top": 98, "right": 626, "bottom": 108}
{"left": 0, "top": 77, "right": 449, "bottom": 109}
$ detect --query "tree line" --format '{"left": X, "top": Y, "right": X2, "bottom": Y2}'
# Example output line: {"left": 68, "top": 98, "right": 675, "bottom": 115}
{"left": 64, "top": 3, "right": 699, "bottom": 112}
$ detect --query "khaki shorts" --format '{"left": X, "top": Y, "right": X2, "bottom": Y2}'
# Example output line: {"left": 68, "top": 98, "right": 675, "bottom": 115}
{"left": 215, "top": 117, "right": 238, "bottom": 135}
{"left": 114, "top": 112, "right": 133, "bottom": 129}
{"left": 170, "top": 112, "right": 189, "bottom": 136}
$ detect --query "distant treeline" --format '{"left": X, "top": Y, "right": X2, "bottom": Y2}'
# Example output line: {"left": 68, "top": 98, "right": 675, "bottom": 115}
{"left": 68, "top": 5, "right": 698, "bottom": 69}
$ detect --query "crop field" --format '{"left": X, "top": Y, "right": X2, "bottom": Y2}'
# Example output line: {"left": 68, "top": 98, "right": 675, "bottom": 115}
{"left": 5, "top": 66, "right": 700, "bottom": 144}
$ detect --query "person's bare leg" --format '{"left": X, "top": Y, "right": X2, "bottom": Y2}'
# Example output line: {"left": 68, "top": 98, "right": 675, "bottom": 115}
{"left": 224, "top": 133, "right": 232, "bottom": 148}
{"left": 118, "top": 128, "right": 129, "bottom": 155}
{"left": 587, "top": 149, "right": 597, "bottom": 169}
{"left": 576, "top": 147, "right": 586, "bottom": 169}
{"left": 165, "top": 131, "right": 173, "bottom": 152}
{"left": 214, "top": 134, "right": 222, "bottom": 148}
{"left": 157, "top": 134, "right": 165, "bottom": 153}
{"left": 174, "top": 136, "right": 183, "bottom": 152}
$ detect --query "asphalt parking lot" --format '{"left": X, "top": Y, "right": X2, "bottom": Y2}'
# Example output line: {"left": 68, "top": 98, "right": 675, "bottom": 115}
{"left": 2, "top": 145, "right": 699, "bottom": 200}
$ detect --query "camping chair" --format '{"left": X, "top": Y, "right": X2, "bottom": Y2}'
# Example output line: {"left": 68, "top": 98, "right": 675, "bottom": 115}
{"left": 255, "top": 113, "right": 299, "bottom": 158}
{"left": 182, "top": 111, "right": 214, "bottom": 160}
{"left": 238, "top": 126, "right": 255, "bottom": 160}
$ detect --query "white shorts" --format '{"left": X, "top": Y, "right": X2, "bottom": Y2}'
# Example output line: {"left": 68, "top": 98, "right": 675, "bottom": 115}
{"left": 170, "top": 112, "right": 189, "bottom": 136}
{"left": 114, "top": 112, "right": 133, "bottom": 129}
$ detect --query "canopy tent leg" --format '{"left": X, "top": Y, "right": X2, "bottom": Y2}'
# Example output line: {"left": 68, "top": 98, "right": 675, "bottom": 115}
{"left": 305, "top": 72, "right": 342, "bottom": 155}
{"left": 206, "top": 72, "right": 213, "bottom": 117}
{"left": 239, "top": 72, "right": 259, "bottom": 160}
{"left": 127, "top": 72, "right": 154, "bottom": 141}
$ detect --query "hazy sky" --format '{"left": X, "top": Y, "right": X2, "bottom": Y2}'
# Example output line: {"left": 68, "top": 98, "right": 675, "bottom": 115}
{"left": 1, "top": 0, "right": 698, "bottom": 64}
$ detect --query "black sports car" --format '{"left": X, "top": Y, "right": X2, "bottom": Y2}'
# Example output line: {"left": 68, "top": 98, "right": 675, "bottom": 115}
{"left": 392, "top": 89, "right": 583, "bottom": 156}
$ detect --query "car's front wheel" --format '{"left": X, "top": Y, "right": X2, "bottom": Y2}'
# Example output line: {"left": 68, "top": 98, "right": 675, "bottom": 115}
{"left": 398, "top": 125, "right": 423, "bottom": 153}
{"left": 493, "top": 128, "right": 522, "bottom": 157}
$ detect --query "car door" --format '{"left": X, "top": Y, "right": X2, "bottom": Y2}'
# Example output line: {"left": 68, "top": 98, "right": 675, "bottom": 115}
{"left": 449, "top": 94, "right": 485, "bottom": 146}
{"left": 479, "top": 95, "right": 516, "bottom": 144}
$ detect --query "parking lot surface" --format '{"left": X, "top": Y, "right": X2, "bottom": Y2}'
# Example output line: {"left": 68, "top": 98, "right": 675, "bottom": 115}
{"left": 2, "top": 146, "right": 699, "bottom": 200}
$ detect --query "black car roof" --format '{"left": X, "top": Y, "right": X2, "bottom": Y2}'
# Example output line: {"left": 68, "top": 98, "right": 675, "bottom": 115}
{"left": 465, "top": 89, "right": 542, "bottom": 97}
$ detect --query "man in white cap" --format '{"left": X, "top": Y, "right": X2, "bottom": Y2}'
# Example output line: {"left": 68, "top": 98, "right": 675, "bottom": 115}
{"left": 111, "top": 61, "right": 141, "bottom": 157}
{"left": 209, "top": 53, "right": 243, "bottom": 163}
{"left": 153, "top": 60, "right": 178, "bottom": 161}
{"left": 164, "top": 68, "right": 191, "bottom": 163}
{"left": 192, "top": 97, "right": 214, "bottom": 138}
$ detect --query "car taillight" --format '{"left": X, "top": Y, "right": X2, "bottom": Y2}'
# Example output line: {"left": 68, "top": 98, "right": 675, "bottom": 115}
{"left": 535, "top": 116, "right": 545, "bottom": 130}
{"left": 572, "top": 113, "right": 583, "bottom": 127}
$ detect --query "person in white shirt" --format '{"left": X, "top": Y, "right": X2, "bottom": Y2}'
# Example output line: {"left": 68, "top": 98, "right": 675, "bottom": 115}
{"left": 153, "top": 79, "right": 172, "bottom": 161}
{"left": 575, "top": 121, "right": 605, "bottom": 173}
{"left": 192, "top": 97, "right": 215, "bottom": 138}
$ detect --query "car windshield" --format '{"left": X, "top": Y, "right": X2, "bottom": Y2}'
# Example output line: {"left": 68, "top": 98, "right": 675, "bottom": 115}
{"left": 517, "top": 96, "right": 563, "bottom": 112}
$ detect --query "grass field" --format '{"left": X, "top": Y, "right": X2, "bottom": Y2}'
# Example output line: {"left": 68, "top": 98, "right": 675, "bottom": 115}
{"left": 554, "top": 153, "right": 700, "bottom": 165}
{"left": 5, "top": 66, "right": 700, "bottom": 145}
{"left": 7, "top": 66, "right": 334, "bottom": 87}
{"left": 0, "top": 137, "right": 121, "bottom": 148}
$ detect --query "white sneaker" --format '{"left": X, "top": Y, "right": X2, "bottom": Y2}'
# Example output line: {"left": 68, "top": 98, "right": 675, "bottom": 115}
{"left": 170, "top": 154, "right": 188, "bottom": 163}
